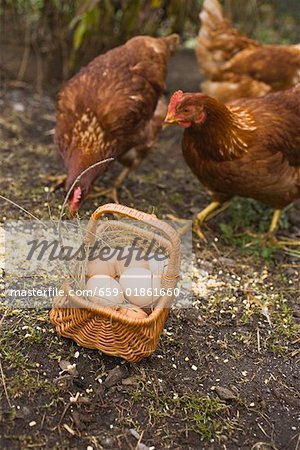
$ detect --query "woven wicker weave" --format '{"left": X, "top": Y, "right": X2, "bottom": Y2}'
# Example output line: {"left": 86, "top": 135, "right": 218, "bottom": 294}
{"left": 50, "top": 203, "right": 180, "bottom": 362}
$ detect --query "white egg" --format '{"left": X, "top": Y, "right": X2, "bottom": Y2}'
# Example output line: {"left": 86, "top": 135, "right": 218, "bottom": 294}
{"left": 148, "top": 253, "right": 169, "bottom": 276}
{"left": 86, "top": 247, "right": 118, "bottom": 278}
{"left": 119, "top": 267, "right": 161, "bottom": 307}
{"left": 86, "top": 275, "right": 124, "bottom": 307}
{"left": 115, "top": 246, "right": 150, "bottom": 276}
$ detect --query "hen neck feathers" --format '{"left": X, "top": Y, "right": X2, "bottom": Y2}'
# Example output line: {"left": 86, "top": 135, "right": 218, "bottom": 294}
{"left": 187, "top": 102, "right": 257, "bottom": 161}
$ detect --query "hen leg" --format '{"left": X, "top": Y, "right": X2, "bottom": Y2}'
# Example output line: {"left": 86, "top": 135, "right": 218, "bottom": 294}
{"left": 268, "top": 209, "right": 281, "bottom": 235}
{"left": 168, "top": 201, "right": 230, "bottom": 238}
{"left": 87, "top": 146, "right": 150, "bottom": 204}
{"left": 193, "top": 200, "right": 229, "bottom": 240}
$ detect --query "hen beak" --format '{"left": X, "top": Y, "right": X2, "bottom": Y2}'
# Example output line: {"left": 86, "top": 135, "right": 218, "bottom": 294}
{"left": 163, "top": 115, "right": 176, "bottom": 129}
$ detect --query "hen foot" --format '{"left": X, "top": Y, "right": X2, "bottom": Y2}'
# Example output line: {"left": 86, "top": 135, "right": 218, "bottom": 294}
{"left": 39, "top": 174, "right": 67, "bottom": 192}
{"left": 246, "top": 209, "right": 299, "bottom": 246}
{"left": 87, "top": 186, "right": 119, "bottom": 204}
{"left": 192, "top": 219, "right": 208, "bottom": 241}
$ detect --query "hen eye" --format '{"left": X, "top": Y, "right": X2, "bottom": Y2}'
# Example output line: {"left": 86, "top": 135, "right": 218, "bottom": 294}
{"left": 183, "top": 108, "right": 189, "bottom": 113}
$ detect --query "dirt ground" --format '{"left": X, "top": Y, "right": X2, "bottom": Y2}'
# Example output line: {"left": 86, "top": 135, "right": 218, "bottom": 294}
{"left": 0, "top": 51, "right": 300, "bottom": 450}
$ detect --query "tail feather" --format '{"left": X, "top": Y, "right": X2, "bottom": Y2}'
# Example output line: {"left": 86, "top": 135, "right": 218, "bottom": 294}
{"left": 199, "top": 0, "right": 224, "bottom": 24}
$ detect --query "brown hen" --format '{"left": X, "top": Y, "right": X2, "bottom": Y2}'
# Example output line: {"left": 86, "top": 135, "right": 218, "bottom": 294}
{"left": 55, "top": 34, "right": 179, "bottom": 214}
{"left": 164, "top": 87, "right": 300, "bottom": 238}
{"left": 196, "top": 0, "right": 300, "bottom": 102}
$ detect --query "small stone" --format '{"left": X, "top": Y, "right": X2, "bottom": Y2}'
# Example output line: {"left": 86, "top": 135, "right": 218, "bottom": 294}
{"left": 215, "top": 386, "right": 236, "bottom": 401}
{"left": 104, "top": 365, "right": 127, "bottom": 388}
{"left": 121, "top": 375, "right": 140, "bottom": 386}
{"left": 191, "top": 365, "right": 197, "bottom": 371}
{"left": 29, "top": 421, "right": 36, "bottom": 427}
{"left": 13, "top": 102, "right": 25, "bottom": 112}
{"left": 130, "top": 429, "right": 140, "bottom": 440}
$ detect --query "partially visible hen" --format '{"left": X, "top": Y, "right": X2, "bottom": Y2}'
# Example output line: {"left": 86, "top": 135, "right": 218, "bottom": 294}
{"left": 164, "top": 86, "right": 300, "bottom": 239}
{"left": 55, "top": 34, "right": 179, "bottom": 214}
{"left": 201, "top": 74, "right": 271, "bottom": 104}
{"left": 196, "top": 0, "right": 300, "bottom": 102}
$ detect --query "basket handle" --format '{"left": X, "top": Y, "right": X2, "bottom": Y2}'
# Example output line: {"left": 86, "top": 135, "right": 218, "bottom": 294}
{"left": 87, "top": 203, "right": 181, "bottom": 253}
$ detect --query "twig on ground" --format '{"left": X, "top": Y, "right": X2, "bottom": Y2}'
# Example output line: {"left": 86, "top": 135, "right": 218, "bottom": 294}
{"left": 0, "top": 358, "right": 12, "bottom": 408}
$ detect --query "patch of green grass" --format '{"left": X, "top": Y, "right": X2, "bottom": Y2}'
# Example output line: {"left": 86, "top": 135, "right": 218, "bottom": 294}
{"left": 240, "top": 294, "right": 297, "bottom": 355}
{"left": 169, "top": 192, "right": 183, "bottom": 206}
{"left": 131, "top": 384, "right": 235, "bottom": 442}
{"left": 267, "top": 298, "right": 298, "bottom": 354}
{"left": 0, "top": 307, "right": 64, "bottom": 399}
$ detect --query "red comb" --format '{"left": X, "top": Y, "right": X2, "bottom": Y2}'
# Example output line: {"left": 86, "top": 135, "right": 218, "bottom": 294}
{"left": 69, "top": 186, "right": 82, "bottom": 212}
{"left": 168, "top": 90, "right": 184, "bottom": 114}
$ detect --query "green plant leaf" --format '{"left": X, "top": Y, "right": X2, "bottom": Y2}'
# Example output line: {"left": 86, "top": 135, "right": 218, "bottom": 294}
{"left": 151, "top": 0, "right": 162, "bottom": 8}
{"left": 73, "top": 19, "right": 87, "bottom": 51}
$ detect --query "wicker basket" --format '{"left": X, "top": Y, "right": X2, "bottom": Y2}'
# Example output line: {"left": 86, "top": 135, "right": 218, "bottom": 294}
{"left": 50, "top": 203, "right": 180, "bottom": 362}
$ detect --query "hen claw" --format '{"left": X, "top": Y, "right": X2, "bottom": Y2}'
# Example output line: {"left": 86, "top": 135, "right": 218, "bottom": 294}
{"left": 192, "top": 220, "right": 208, "bottom": 242}
{"left": 275, "top": 236, "right": 300, "bottom": 247}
